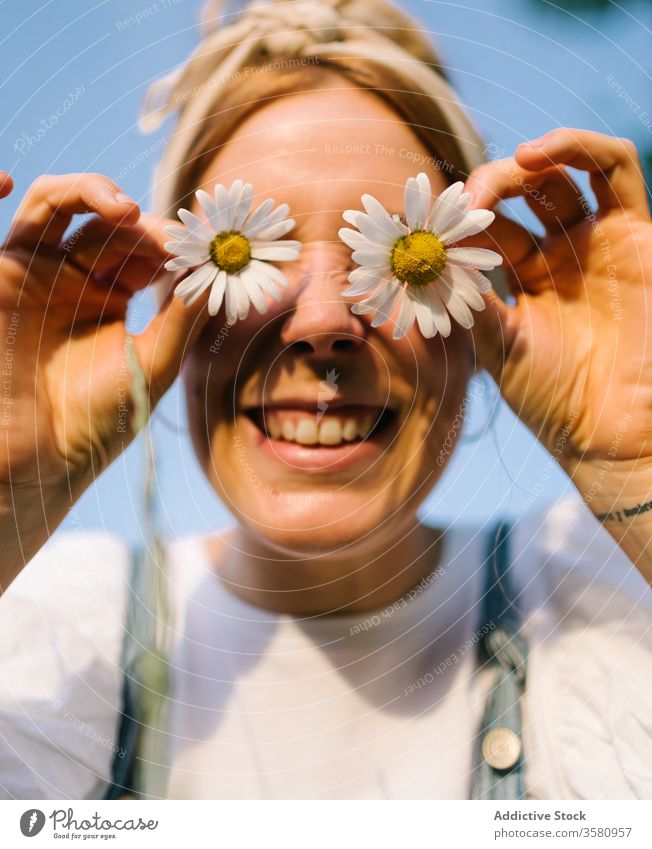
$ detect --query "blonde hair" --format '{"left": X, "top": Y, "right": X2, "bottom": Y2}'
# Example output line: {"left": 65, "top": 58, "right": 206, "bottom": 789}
{"left": 142, "top": 0, "right": 508, "bottom": 300}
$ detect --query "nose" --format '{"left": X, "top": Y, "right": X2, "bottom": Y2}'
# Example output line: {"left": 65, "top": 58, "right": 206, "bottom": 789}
{"left": 279, "top": 243, "right": 366, "bottom": 356}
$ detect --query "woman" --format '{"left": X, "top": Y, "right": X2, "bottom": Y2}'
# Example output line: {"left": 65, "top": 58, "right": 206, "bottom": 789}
{"left": 0, "top": 0, "right": 651, "bottom": 800}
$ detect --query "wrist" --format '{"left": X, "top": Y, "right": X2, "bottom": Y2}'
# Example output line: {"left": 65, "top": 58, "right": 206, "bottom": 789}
{"left": 562, "top": 456, "right": 652, "bottom": 584}
{"left": 562, "top": 454, "right": 652, "bottom": 521}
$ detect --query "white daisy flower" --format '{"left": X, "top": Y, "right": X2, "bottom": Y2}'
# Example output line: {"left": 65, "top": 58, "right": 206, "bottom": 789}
{"left": 164, "top": 179, "right": 301, "bottom": 321}
{"left": 338, "top": 173, "right": 503, "bottom": 340}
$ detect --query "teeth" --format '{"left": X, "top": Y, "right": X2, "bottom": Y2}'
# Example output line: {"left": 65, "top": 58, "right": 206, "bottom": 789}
{"left": 264, "top": 413, "right": 382, "bottom": 446}
{"left": 295, "top": 418, "right": 318, "bottom": 445}
{"left": 342, "top": 419, "right": 358, "bottom": 441}
{"left": 282, "top": 420, "right": 296, "bottom": 441}
{"left": 319, "top": 419, "right": 342, "bottom": 446}
{"left": 358, "top": 416, "right": 374, "bottom": 438}
{"left": 267, "top": 417, "right": 282, "bottom": 439}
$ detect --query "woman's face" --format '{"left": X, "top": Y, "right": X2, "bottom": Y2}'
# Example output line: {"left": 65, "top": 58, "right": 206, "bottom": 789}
{"left": 182, "top": 74, "right": 474, "bottom": 555}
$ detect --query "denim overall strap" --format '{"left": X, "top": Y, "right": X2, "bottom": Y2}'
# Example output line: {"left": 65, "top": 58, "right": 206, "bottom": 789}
{"left": 470, "top": 519, "right": 528, "bottom": 800}
{"left": 104, "top": 544, "right": 144, "bottom": 799}
{"left": 104, "top": 540, "right": 172, "bottom": 799}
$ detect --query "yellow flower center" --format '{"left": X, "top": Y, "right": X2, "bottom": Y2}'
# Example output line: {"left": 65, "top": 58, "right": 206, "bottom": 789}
{"left": 209, "top": 231, "right": 251, "bottom": 273}
{"left": 390, "top": 230, "right": 447, "bottom": 287}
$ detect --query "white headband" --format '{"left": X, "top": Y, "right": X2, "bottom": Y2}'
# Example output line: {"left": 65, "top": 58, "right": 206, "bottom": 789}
{"left": 141, "top": 0, "right": 509, "bottom": 300}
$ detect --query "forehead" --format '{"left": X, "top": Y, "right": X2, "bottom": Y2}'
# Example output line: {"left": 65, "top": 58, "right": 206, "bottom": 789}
{"left": 198, "top": 81, "right": 449, "bottom": 213}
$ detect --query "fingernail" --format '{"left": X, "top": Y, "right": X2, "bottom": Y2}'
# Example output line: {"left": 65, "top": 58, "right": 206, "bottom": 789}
{"left": 520, "top": 138, "right": 545, "bottom": 150}
{"left": 114, "top": 191, "right": 135, "bottom": 204}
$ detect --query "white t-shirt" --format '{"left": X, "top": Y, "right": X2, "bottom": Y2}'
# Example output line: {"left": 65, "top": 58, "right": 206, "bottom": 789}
{"left": 0, "top": 495, "right": 650, "bottom": 800}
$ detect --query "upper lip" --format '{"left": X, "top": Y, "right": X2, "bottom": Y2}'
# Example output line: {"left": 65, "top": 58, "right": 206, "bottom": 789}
{"left": 241, "top": 398, "right": 394, "bottom": 412}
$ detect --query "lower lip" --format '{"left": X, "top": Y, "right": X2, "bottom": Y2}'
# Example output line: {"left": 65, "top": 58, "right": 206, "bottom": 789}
{"left": 238, "top": 413, "right": 395, "bottom": 472}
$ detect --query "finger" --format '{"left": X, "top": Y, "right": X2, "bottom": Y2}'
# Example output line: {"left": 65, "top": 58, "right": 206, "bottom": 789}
{"left": 458, "top": 209, "right": 539, "bottom": 270}
{"left": 4, "top": 173, "right": 140, "bottom": 249}
{"left": 0, "top": 173, "right": 13, "bottom": 199}
{"left": 95, "top": 257, "right": 170, "bottom": 297}
{"left": 522, "top": 168, "right": 587, "bottom": 232}
{"left": 515, "top": 128, "right": 650, "bottom": 219}
{"left": 465, "top": 159, "right": 588, "bottom": 232}
{"left": 132, "top": 280, "right": 214, "bottom": 408}
{"left": 9, "top": 251, "right": 132, "bottom": 320}
{"left": 65, "top": 213, "right": 175, "bottom": 277}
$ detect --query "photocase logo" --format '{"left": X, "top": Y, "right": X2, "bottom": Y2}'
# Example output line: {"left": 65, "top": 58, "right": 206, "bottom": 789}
{"left": 316, "top": 369, "right": 339, "bottom": 423}
{"left": 20, "top": 809, "right": 45, "bottom": 837}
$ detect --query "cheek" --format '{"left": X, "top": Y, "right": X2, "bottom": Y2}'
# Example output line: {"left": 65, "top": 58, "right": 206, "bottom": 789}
{"left": 407, "top": 336, "right": 473, "bottom": 457}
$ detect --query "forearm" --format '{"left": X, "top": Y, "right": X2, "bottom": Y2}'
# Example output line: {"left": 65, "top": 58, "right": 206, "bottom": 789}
{"left": 563, "top": 457, "right": 652, "bottom": 585}
{"left": 0, "top": 482, "right": 80, "bottom": 593}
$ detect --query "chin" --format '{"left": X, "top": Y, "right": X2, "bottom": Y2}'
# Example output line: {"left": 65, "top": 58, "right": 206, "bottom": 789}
{"left": 233, "top": 489, "right": 412, "bottom": 556}
{"left": 207, "top": 440, "right": 435, "bottom": 559}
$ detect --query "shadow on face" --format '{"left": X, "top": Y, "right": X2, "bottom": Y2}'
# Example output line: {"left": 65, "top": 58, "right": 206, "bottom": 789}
{"left": 181, "top": 71, "right": 474, "bottom": 556}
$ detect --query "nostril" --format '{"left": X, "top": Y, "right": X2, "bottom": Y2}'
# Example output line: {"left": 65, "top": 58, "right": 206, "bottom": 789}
{"left": 289, "top": 340, "right": 313, "bottom": 355}
{"left": 287, "top": 337, "right": 360, "bottom": 355}
{"left": 332, "top": 339, "right": 358, "bottom": 353}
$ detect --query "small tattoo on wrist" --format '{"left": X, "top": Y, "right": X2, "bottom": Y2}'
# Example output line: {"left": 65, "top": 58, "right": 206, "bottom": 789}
{"left": 596, "top": 499, "right": 652, "bottom": 522}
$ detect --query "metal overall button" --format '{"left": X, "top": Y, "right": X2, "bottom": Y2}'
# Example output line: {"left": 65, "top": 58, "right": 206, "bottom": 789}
{"left": 481, "top": 727, "right": 522, "bottom": 771}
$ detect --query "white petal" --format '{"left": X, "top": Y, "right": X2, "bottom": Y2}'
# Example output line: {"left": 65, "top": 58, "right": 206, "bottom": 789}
{"left": 174, "top": 262, "right": 216, "bottom": 298}
{"left": 342, "top": 209, "right": 399, "bottom": 246}
{"left": 411, "top": 285, "right": 451, "bottom": 337}
{"left": 226, "top": 178, "right": 243, "bottom": 211}
{"left": 446, "top": 247, "right": 503, "bottom": 270}
{"left": 165, "top": 255, "right": 207, "bottom": 271}
{"left": 164, "top": 224, "right": 197, "bottom": 241}
{"left": 352, "top": 248, "right": 390, "bottom": 267}
{"left": 215, "top": 182, "right": 240, "bottom": 231}
{"left": 392, "top": 293, "right": 416, "bottom": 339}
{"left": 343, "top": 267, "right": 390, "bottom": 296}
{"left": 369, "top": 282, "right": 402, "bottom": 326}
{"left": 177, "top": 209, "right": 213, "bottom": 241}
{"left": 241, "top": 197, "right": 276, "bottom": 233}
{"left": 165, "top": 230, "right": 208, "bottom": 251}
{"left": 235, "top": 277, "right": 252, "bottom": 319}
{"left": 213, "top": 183, "right": 233, "bottom": 231}
{"left": 248, "top": 259, "right": 289, "bottom": 290}
{"left": 196, "top": 189, "right": 220, "bottom": 229}
{"left": 338, "top": 227, "right": 388, "bottom": 253}
{"left": 251, "top": 218, "right": 295, "bottom": 241}
{"left": 250, "top": 240, "right": 301, "bottom": 261}
{"left": 351, "top": 283, "right": 385, "bottom": 315}
{"left": 232, "top": 181, "right": 254, "bottom": 231}
{"left": 435, "top": 276, "right": 476, "bottom": 329}
{"left": 225, "top": 275, "right": 250, "bottom": 323}
{"left": 349, "top": 263, "right": 391, "bottom": 282}
{"left": 349, "top": 282, "right": 401, "bottom": 327}
{"left": 164, "top": 239, "right": 210, "bottom": 258}
{"left": 240, "top": 266, "right": 269, "bottom": 315}
{"left": 440, "top": 265, "right": 487, "bottom": 310}
{"left": 404, "top": 172, "right": 431, "bottom": 230}
{"left": 361, "top": 194, "right": 407, "bottom": 239}
{"left": 427, "top": 182, "right": 469, "bottom": 235}
{"left": 412, "top": 298, "right": 438, "bottom": 338}
{"left": 243, "top": 202, "right": 290, "bottom": 238}
{"left": 183, "top": 284, "right": 213, "bottom": 308}
{"left": 440, "top": 209, "right": 495, "bottom": 244}
{"left": 207, "top": 269, "right": 228, "bottom": 316}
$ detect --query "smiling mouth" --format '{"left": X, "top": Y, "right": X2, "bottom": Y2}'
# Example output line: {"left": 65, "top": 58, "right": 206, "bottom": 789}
{"left": 245, "top": 405, "right": 397, "bottom": 447}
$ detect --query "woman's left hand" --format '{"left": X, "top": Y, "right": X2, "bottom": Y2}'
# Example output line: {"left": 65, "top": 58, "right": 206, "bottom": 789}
{"left": 465, "top": 128, "right": 652, "bottom": 578}
{"left": 466, "top": 129, "right": 652, "bottom": 472}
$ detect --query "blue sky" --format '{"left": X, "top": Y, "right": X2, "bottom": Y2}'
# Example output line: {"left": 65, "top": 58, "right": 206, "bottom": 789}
{"left": 1, "top": 0, "right": 650, "bottom": 543}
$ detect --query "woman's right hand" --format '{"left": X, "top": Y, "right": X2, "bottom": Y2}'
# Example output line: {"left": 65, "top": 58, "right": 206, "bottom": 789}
{"left": 0, "top": 172, "right": 211, "bottom": 584}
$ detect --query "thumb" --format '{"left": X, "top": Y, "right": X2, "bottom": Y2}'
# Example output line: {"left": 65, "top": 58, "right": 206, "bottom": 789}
{"left": 469, "top": 278, "right": 517, "bottom": 386}
{"left": 132, "top": 281, "right": 213, "bottom": 408}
